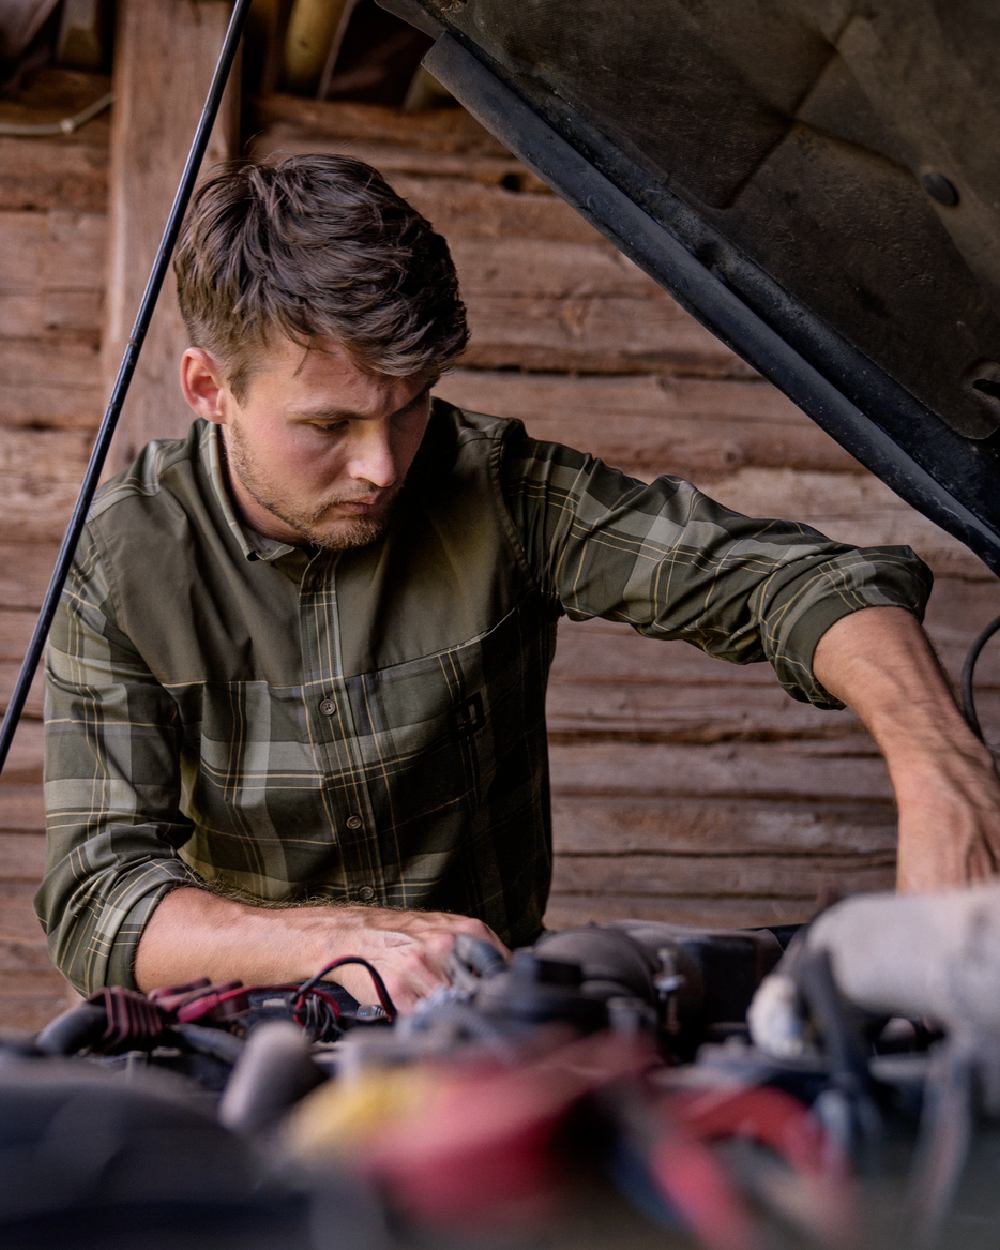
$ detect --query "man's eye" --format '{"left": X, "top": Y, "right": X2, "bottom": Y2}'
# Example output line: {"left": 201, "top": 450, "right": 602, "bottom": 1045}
{"left": 314, "top": 421, "right": 347, "bottom": 435}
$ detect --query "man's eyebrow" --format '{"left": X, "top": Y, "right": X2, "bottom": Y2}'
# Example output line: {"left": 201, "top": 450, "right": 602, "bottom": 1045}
{"left": 291, "top": 405, "right": 361, "bottom": 422}
{"left": 291, "top": 382, "right": 436, "bottom": 423}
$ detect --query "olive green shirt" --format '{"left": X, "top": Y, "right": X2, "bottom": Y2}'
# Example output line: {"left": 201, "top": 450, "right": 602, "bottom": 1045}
{"left": 37, "top": 402, "right": 932, "bottom": 994}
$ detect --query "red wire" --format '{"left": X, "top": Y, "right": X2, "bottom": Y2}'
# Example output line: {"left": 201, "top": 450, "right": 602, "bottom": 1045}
{"left": 179, "top": 981, "right": 342, "bottom": 1030}
{"left": 649, "top": 1133, "right": 756, "bottom": 1250}
{"left": 294, "top": 955, "right": 397, "bottom": 1022}
{"left": 669, "top": 1086, "right": 836, "bottom": 1176}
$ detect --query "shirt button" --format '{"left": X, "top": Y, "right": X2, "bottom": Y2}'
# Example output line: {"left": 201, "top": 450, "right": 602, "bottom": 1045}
{"left": 345, "top": 814, "right": 364, "bottom": 831}
{"left": 357, "top": 885, "right": 376, "bottom": 902}
{"left": 318, "top": 697, "right": 337, "bottom": 717}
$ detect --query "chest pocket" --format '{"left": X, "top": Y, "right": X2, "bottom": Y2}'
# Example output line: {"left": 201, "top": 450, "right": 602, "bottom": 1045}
{"left": 344, "top": 599, "right": 556, "bottom": 843}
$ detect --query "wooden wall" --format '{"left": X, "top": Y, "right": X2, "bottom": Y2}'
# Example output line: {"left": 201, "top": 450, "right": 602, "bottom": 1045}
{"left": 0, "top": 68, "right": 108, "bottom": 1029}
{"left": 1, "top": 72, "right": 997, "bottom": 1030}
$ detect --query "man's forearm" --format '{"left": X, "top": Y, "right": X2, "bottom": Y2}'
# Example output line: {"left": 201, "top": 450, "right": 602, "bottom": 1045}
{"left": 812, "top": 606, "right": 1000, "bottom": 889}
{"left": 813, "top": 607, "right": 982, "bottom": 760}
{"left": 135, "top": 887, "right": 347, "bottom": 989}
{"left": 134, "top": 886, "right": 507, "bottom": 1009}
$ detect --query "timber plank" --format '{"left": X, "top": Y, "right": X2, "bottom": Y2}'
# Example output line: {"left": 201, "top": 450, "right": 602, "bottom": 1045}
{"left": 0, "top": 339, "right": 103, "bottom": 432}
{"left": 924, "top": 576, "right": 1000, "bottom": 651}
{"left": 0, "top": 545, "right": 59, "bottom": 606}
{"left": 462, "top": 294, "right": 751, "bottom": 376}
{"left": 0, "top": 289, "right": 103, "bottom": 342}
{"left": 0, "top": 882, "right": 47, "bottom": 940}
{"left": 0, "top": 789, "right": 44, "bottom": 835}
{"left": 548, "top": 740, "right": 895, "bottom": 802}
{"left": 546, "top": 678, "right": 866, "bottom": 743}
{"left": 0, "top": 721, "right": 44, "bottom": 782}
{"left": 551, "top": 850, "right": 894, "bottom": 899}
{"left": 547, "top": 677, "right": 1000, "bottom": 746}
{"left": 249, "top": 93, "right": 513, "bottom": 157}
{"left": 0, "top": 338, "right": 101, "bottom": 390}
{"left": 451, "top": 238, "right": 656, "bottom": 300}
{"left": 0, "top": 986, "right": 69, "bottom": 1034}
{"left": 251, "top": 124, "right": 544, "bottom": 188}
{"left": 0, "top": 667, "right": 44, "bottom": 721}
{"left": 544, "top": 893, "right": 818, "bottom": 931}
{"left": 0, "top": 210, "right": 105, "bottom": 291}
{"left": 0, "top": 67, "right": 112, "bottom": 119}
{"left": 0, "top": 832, "right": 45, "bottom": 878}
{"left": 551, "top": 795, "right": 895, "bottom": 856}
{"left": 0, "top": 137, "right": 108, "bottom": 213}
{"left": 386, "top": 175, "right": 600, "bottom": 244}
{"left": 0, "top": 956, "right": 69, "bottom": 1009}
{"left": 0, "top": 932, "right": 52, "bottom": 974}
{"left": 0, "top": 428, "right": 92, "bottom": 541}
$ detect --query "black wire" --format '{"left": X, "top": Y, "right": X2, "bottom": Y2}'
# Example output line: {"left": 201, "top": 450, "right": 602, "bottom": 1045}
{"left": 904, "top": 1039, "right": 976, "bottom": 1250}
{"left": 295, "top": 956, "right": 398, "bottom": 1022}
{"left": 0, "top": 0, "right": 253, "bottom": 778}
{"left": 960, "top": 611, "right": 1000, "bottom": 745}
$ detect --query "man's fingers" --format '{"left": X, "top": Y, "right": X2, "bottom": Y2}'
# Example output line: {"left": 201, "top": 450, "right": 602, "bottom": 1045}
{"left": 305, "top": 906, "right": 511, "bottom": 1010}
{"left": 451, "top": 915, "right": 510, "bottom": 954}
{"left": 331, "top": 937, "right": 454, "bottom": 1008}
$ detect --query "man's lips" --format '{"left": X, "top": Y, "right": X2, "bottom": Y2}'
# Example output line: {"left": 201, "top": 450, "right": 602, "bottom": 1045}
{"left": 330, "top": 494, "right": 391, "bottom": 515}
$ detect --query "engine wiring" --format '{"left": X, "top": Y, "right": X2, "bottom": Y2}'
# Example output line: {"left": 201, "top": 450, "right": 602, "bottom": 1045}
{"left": 294, "top": 955, "right": 398, "bottom": 1024}
{"left": 961, "top": 610, "right": 1000, "bottom": 747}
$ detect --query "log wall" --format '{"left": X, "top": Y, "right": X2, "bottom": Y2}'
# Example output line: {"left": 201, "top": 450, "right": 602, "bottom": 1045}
{"left": 0, "top": 79, "right": 996, "bottom": 1029}
{"left": 0, "top": 69, "right": 108, "bottom": 1029}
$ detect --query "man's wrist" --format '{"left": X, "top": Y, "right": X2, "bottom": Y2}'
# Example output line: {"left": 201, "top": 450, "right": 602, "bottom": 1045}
{"left": 873, "top": 705, "right": 989, "bottom": 764}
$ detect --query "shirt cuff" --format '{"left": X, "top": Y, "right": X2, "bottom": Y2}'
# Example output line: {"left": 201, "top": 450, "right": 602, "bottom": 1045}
{"left": 103, "top": 873, "right": 192, "bottom": 991}
{"left": 763, "top": 545, "right": 934, "bottom": 708}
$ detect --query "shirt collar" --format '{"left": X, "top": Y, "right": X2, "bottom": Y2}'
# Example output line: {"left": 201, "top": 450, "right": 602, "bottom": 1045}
{"left": 203, "top": 421, "right": 297, "bottom": 563}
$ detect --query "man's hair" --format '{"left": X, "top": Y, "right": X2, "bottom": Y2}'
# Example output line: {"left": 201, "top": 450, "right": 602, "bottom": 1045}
{"left": 173, "top": 154, "right": 469, "bottom": 397}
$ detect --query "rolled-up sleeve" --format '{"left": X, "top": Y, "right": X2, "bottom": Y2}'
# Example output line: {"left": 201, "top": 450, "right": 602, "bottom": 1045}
{"left": 501, "top": 426, "right": 933, "bottom": 708}
{"left": 36, "top": 525, "right": 196, "bottom": 994}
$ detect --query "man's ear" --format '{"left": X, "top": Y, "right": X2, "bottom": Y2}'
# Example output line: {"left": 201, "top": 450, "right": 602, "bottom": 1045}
{"left": 180, "top": 348, "right": 230, "bottom": 425}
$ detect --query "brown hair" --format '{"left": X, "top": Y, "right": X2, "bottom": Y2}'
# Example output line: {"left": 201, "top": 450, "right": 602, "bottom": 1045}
{"left": 173, "top": 154, "right": 469, "bottom": 396}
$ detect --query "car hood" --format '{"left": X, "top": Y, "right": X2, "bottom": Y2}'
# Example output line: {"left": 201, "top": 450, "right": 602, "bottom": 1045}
{"left": 381, "top": 0, "right": 1000, "bottom": 575}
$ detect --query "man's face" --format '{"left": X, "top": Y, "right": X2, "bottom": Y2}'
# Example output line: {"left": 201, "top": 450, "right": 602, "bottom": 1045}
{"left": 219, "top": 336, "right": 435, "bottom": 550}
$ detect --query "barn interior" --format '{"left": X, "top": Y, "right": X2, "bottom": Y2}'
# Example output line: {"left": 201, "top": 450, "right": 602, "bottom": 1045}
{"left": 0, "top": 0, "right": 996, "bottom": 1031}
{"left": 3, "top": 4, "right": 1000, "bottom": 1248}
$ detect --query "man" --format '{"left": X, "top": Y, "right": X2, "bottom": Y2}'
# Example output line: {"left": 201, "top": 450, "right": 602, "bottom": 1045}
{"left": 37, "top": 155, "right": 1000, "bottom": 1010}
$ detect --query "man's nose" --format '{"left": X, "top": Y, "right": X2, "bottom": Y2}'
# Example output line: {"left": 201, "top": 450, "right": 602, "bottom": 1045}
{"left": 349, "top": 425, "right": 397, "bottom": 490}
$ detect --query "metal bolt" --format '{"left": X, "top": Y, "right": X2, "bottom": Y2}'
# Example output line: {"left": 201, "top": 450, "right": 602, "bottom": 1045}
{"left": 921, "top": 172, "right": 959, "bottom": 207}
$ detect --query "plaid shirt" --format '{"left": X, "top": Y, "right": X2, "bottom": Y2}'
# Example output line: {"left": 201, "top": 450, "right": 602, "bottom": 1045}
{"left": 37, "top": 403, "right": 932, "bottom": 993}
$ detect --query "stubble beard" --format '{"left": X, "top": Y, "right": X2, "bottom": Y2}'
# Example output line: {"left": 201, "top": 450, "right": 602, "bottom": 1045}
{"left": 226, "top": 422, "right": 395, "bottom": 551}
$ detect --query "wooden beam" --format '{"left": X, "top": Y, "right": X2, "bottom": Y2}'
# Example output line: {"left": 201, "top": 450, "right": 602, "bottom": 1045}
{"left": 245, "top": 0, "right": 290, "bottom": 99}
{"left": 0, "top": 0, "right": 60, "bottom": 60}
{"left": 283, "top": 0, "right": 351, "bottom": 94}
{"left": 103, "top": 0, "right": 240, "bottom": 474}
{"left": 56, "top": 0, "right": 112, "bottom": 69}
{"left": 248, "top": 92, "right": 513, "bottom": 160}
{"left": 316, "top": 0, "right": 360, "bottom": 99}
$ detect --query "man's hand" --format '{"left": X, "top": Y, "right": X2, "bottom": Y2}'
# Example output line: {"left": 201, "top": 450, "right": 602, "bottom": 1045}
{"left": 316, "top": 906, "right": 509, "bottom": 1011}
{"left": 813, "top": 606, "right": 1000, "bottom": 892}
{"left": 889, "top": 743, "right": 1000, "bottom": 892}
{"left": 134, "top": 888, "right": 508, "bottom": 1011}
